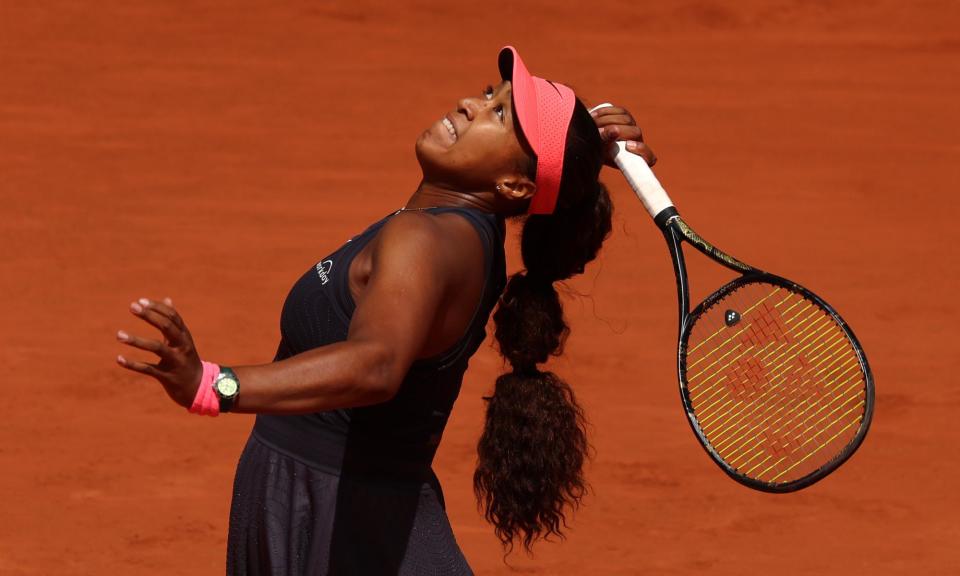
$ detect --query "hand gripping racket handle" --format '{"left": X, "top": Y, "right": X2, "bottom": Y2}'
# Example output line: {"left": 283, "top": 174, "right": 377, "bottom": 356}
{"left": 590, "top": 103, "right": 674, "bottom": 220}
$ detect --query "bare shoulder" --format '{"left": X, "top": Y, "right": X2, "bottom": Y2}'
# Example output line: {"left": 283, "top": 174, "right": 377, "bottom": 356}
{"left": 370, "top": 210, "right": 482, "bottom": 280}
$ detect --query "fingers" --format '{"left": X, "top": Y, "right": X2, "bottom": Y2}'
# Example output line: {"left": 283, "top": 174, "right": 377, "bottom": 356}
{"left": 590, "top": 105, "right": 631, "bottom": 120}
{"left": 140, "top": 297, "right": 186, "bottom": 332}
{"left": 599, "top": 124, "right": 644, "bottom": 144}
{"left": 625, "top": 141, "right": 657, "bottom": 167}
{"left": 116, "top": 353, "right": 161, "bottom": 378}
{"left": 593, "top": 109, "right": 641, "bottom": 143}
{"left": 116, "top": 329, "right": 174, "bottom": 360}
{"left": 150, "top": 298, "right": 179, "bottom": 324}
{"left": 593, "top": 113, "right": 636, "bottom": 128}
{"left": 590, "top": 104, "right": 653, "bottom": 166}
{"left": 129, "top": 299, "right": 185, "bottom": 346}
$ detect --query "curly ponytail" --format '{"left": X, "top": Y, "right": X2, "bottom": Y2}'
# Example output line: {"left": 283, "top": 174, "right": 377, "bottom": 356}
{"left": 474, "top": 99, "right": 614, "bottom": 553}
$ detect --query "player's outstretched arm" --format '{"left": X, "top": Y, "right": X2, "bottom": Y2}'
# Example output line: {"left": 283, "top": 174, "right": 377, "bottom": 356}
{"left": 116, "top": 211, "right": 459, "bottom": 414}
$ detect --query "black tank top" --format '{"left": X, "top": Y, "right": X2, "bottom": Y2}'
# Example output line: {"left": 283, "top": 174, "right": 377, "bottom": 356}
{"left": 253, "top": 206, "right": 507, "bottom": 479}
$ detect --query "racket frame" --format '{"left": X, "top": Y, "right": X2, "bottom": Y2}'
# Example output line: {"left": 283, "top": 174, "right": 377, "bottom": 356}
{"left": 590, "top": 103, "right": 874, "bottom": 492}
{"left": 658, "top": 206, "right": 875, "bottom": 491}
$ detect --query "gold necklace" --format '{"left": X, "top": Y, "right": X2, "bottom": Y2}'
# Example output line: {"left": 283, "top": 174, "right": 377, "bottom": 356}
{"left": 394, "top": 205, "right": 441, "bottom": 215}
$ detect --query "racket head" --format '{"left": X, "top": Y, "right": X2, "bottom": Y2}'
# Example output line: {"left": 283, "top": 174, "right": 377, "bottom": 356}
{"left": 679, "top": 273, "right": 874, "bottom": 493}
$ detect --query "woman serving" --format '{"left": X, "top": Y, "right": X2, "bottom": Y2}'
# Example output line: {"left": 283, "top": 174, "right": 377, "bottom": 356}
{"left": 116, "top": 46, "right": 655, "bottom": 575}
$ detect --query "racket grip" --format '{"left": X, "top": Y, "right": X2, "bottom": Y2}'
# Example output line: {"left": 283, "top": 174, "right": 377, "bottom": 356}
{"left": 590, "top": 103, "right": 675, "bottom": 220}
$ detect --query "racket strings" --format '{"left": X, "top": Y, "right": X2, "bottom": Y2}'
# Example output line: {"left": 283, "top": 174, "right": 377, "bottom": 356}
{"left": 703, "top": 333, "right": 852, "bottom": 460}
{"left": 709, "top": 320, "right": 864, "bottom": 479}
{"left": 708, "top": 349, "right": 858, "bottom": 450}
{"left": 695, "top": 329, "right": 846, "bottom": 434}
{"left": 707, "top": 312, "right": 865, "bottom": 477}
{"left": 683, "top": 282, "right": 867, "bottom": 485}
{"left": 687, "top": 302, "right": 824, "bottom": 404}
{"left": 689, "top": 294, "right": 828, "bottom": 409}
{"left": 697, "top": 311, "right": 845, "bottom": 427}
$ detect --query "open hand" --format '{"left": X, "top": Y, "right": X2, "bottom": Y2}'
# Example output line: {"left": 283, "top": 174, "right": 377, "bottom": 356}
{"left": 116, "top": 297, "right": 202, "bottom": 408}
{"left": 590, "top": 104, "right": 657, "bottom": 168}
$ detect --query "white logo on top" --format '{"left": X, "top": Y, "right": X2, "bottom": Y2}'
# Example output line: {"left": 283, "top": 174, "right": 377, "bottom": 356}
{"left": 315, "top": 259, "right": 334, "bottom": 285}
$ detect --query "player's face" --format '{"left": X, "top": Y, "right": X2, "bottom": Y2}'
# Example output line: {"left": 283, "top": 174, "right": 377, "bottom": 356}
{"left": 416, "top": 81, "right": 533, "bottom": 191}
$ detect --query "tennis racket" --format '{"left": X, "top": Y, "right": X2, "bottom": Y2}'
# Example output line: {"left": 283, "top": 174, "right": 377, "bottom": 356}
{"left": 591, "top": 103, "right": 874, "bottom": 492}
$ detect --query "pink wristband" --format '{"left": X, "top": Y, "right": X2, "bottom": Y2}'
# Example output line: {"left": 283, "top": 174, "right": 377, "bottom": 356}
{"left": 189, "top": 360, "right": 221, "bottom": 417}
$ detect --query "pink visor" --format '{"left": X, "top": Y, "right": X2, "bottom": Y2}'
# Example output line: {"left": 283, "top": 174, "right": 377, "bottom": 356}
{"left": 498, "top": 46, "right": 576, "bottom": 216}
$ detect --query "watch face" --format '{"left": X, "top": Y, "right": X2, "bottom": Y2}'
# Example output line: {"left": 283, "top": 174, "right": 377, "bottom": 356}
{"left": 217, "top": 377, "right": 239, "bottom": 397}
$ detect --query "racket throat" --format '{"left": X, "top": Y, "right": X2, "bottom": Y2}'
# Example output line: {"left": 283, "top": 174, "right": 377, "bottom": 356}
{"left": 667, "top": 212, "right": 757, "bottom": 275}
{"left": 654, "top": 206, "right": 680, "bottom": 230}
{"left": 663, "top": 224, "right": 692, "bottom": 337}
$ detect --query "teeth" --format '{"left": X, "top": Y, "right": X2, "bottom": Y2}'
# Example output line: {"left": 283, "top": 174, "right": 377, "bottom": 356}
{"left": 442, "top": 117, "right": 457, "bottom": 141}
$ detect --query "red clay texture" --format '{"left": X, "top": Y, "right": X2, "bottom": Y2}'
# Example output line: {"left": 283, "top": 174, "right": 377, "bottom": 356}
{"left": 2, "top": 1, "right": 958, "bottom": 574}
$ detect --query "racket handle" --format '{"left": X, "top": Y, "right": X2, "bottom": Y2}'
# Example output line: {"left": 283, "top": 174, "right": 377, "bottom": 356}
{"left": 590, "top": 103, "right": 674, "bottom": 220}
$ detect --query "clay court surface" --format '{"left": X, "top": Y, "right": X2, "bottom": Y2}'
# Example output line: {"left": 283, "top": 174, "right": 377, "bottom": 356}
{"left": 2, "top": 1, "right": 958, "bottom": 573}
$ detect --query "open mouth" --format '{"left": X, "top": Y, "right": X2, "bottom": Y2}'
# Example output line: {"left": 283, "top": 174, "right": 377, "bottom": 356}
{"left": 441, "top": 116, "right": 458, "bottom": 142}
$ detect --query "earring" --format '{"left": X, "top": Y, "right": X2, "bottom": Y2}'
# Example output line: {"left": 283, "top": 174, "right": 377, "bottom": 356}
{"left": 496, "top": 184, "right": 502, "bottom": 193}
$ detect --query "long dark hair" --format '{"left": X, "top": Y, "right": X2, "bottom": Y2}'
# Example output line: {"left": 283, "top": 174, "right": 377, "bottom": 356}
{"left": 474, "top": 98, "right": 613, "bottom": 553}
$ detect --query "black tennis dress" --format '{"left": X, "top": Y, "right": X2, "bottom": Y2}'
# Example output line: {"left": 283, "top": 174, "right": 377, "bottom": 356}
{"left": 226, "top": 206, "right": 506, "bottom": 575}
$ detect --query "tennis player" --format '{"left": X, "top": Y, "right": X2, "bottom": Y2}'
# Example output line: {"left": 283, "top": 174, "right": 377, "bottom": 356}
{"left": 116, "top": 46, "right": 655, "bottom": 575}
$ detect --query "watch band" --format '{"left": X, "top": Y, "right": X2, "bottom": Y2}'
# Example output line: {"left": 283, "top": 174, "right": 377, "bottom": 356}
{"left": 213, "top": 366, "right": 240, "bottom": 413}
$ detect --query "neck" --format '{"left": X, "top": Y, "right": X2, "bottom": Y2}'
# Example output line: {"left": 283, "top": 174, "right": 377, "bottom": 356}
{"left": 405, "top": 180, "right": 499, "bottom": 213}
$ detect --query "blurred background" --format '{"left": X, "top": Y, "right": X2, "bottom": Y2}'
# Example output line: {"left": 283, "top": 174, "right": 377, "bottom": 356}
{"left": 1, "top": 1, "right": 958, "bottom": 573}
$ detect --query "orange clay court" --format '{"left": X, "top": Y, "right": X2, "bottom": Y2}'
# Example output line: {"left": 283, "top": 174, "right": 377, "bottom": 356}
{"left": 2, "top": 1, "right": 958, "bottom": 574}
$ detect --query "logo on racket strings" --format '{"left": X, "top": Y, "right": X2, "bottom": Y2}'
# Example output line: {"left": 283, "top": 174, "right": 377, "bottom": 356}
{"left": 725, "top": 309, "right": 741, "bottom": 327}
